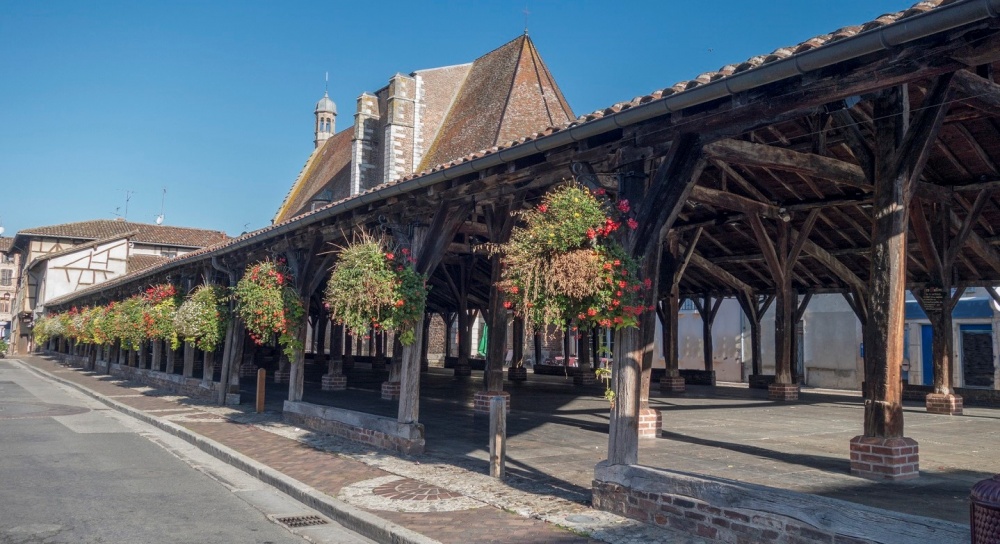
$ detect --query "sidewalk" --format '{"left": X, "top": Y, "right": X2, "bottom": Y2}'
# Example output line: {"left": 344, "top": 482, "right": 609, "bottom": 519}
{"left": 17, "top": 355, "right": 709, "bottom": 544}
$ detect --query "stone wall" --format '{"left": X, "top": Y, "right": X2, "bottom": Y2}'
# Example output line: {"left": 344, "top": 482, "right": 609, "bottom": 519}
{"left": 592, "top": 462, "right": 966, "bottom": 544}
{"left": 283, "top": 400, "right": 424, "bottom": 455}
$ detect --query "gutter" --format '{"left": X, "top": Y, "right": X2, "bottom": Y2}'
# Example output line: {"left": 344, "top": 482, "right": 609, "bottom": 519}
{"left": 48, "top": 0, "right": 1000, "bottom": 310}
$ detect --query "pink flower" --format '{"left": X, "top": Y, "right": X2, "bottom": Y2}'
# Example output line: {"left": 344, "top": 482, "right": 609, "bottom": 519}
{"left": 627, "top": 218, "right": 638, "bottom": 230}
{"left": 617, "top": 199, "right": 630, "bottom": 213}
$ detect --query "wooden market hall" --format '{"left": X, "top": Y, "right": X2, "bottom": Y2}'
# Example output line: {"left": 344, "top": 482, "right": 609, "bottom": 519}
{"left": 41, "top": 1, "right": 1000, "bottom": 540}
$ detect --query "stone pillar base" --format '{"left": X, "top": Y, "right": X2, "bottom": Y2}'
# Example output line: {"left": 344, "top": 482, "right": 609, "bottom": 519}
{"left": 638, "top": 408, "right": 662, "bottom": 439}
{"left": 274, "top": 369, "right": 289, "bottom": 384}
{"left": 768, "top": 383, "right": 799, "bottom": 401}
{"left": 239, "top": 362, "right": 257, "bottom": 378}
{"left": 381, "top": 381, "right": 400, "bottom": 400}
{"left": 454, "top": 363, "right": 472, "bottom": 377}
{"left": 574, "top": 369, "right": 596, "bottom": 386}
{"left": 925, "top": 393, "right": 963, "bottom": 415}
{"left": 659, "top": 376, "right": 686, "bottom": 393}
{"left": 508, "top": 366, "right": 528, "bottom": 382}
{"left": 321, "top": 373, "right": 347, "bottom": 391}
{"left": 473, "top": 391, "right": 510, "bottom": 414}
{"left": 850, "top": 436, "right": 919, "bottom": 481}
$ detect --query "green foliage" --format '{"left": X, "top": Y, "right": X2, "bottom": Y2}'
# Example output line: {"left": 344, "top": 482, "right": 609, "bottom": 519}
{"left": 492, "top": 184, "right": 650, "bottom": 331}
{"left": 174, "top": 284, "right": 230, "bottom": 353}
{"left": 324, "top": 232, "right": 428, "bottom": 346}
{"left": 234, "top": 260, "right": 305, "bottom": 360}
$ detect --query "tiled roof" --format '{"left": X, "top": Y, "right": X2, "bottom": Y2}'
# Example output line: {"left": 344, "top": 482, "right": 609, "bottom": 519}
{"left": 18, "top": 220, "right": 228, "bottom": 248}
{"left": 273, "top": 129, "right": 353, "bottom": 224}
{"left": 0, "top": 237, "right": 12, "bottom": 253}
{"left": 127, "top": 254, "right": 171, "bottom": 273}
{"left": 47, "top": 0, "right": 961, "bottom": 308}
{"left": 418, "top": 35, "right": 575, "bottom": 171}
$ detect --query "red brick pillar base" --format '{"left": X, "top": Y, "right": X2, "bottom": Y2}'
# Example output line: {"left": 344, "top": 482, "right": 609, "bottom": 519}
{"left": 768, "top": 383, "right": 799, "bottom": 401}
{"left": 638, "top": 408, "right": 662, "bottom": 439}
{"left": 321, "top": 373, "right": 347, "bottom": 391}
{"left": 473, "top": 391, "right": 510, "bottom": 415}
{"left": 849, "top": 436, "right": 919, "bottom": 481}
{"left": 573, "top": 369, "right": 596, "bottom": 386}
{"left": 660, "top": 376, "right": 686, "bottom": 393}
{"left": 381, "top": 381, "right": 400, "bottom": 400}
{"left": 925, "top": 393, "right": 963, "bottom": 416}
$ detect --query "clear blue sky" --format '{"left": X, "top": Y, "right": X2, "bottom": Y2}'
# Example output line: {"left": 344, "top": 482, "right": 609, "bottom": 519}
{"left": 0, "top": 0, "right": 913, "bottom": 238}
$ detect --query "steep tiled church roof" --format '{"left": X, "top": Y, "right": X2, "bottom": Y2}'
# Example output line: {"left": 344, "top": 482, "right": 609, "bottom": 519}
{"left": 273, "top": 34, "right": 573, "bottom": 224}
{"left": 418, "top": 35, "right": 574, "bottom": 171}
{"left": 274, "top": 129, "right": 353, "bottom": 225}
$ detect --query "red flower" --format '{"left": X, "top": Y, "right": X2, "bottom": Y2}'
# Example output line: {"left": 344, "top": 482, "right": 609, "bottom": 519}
{"left": 401, "top": 248, "right": 410, "bottom": 255}
{"left": 603, "top": 263, "right": 613, "bottom": 271}
{"left": 617, "top": 199, "right": 630, "bottom": 213}
{"left": 586, "top": 228, "right": 596, "bottom": 239}
{"left": 618, "top": 280, "right": 627, "bottom": 288}
{"left": 594, "top": 188, "right": 606, "bottom": 196}
{"left": 587, "top": 308, "right": 598, "bottom": 317}
{"left": 503, "top": 301, "right": 512, "bottom": 309}
{"left": 627, "top": 218, "right": 639, "bottom": 230}
{"left": 643, "top": 278, "right": 652, "bottom": 289}
{"left": 538, "top": 204, "right": 548, "bottom": 213}
{"left": 616, "top": 290, "right": 623, "bottom": 297}
{"left": 395, "top": 299, "right": 405, "bottom": 308}
{"left": 386, "top": 252, "right": 395, "bottom": 260}
{"left": 613, "top": 259, "right": 621, "bottom": 266}
{"left": 509, "top": 286, "right": 519, "bottom": 294}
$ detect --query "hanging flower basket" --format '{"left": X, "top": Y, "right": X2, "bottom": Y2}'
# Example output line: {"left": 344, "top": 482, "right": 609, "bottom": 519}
{"left": 110, "top": 296, "right": 151, "bottom": 351}
{"left": 492, "top": 184, "right": 650, "bottom": 331}
{"left": 324, "top": 232, "right": 428, "bottom": 346}
{"left": 492, "top": 184, "right": 653, "bottom": 406}
{"left": 142, "top": 284, "right": 181, "bottom": 350}
{"left": 234, "top": 260, "right": 305, "bottom": 360}
{"left": 174, "top": 284, "right": 230, "bottom": 353}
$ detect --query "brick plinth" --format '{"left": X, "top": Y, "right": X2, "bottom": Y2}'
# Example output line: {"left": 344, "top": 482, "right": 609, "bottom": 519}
{"left": 274, "top": 369, "right": 289, "bottom": 384}
{"left": 381, "top": 381, "right": 400, "bottom": 400}
{"left": 659, "top": 376, "right": 686, "bottom": 393}
{"left": 473, "top": 391, "right": 511, "bottom": 414}
{"left": 454, "top": 363, "right": 472, "bottom": 377}
{"left": 239, "top": 362, "right": 257, "bottom": 378}
{"left": 573, "top": 369, "right": 596, "bottom": 386}
{"left": 638, "top": 408, "right": 662, "bottom": 439}
{"left": 321, "top": 373, "right": 347, "bottom": 391}
{"left": 768, "top": 383, "right": 799, "bottom": 401}
{"left": 925, "top": 393, "right": 963, "bottom": 415}
{"left": 849, "top": 436, "right": 919, "bottom": 481}
{"left": 507, "top": 366, "right": 528, "bottom": 382}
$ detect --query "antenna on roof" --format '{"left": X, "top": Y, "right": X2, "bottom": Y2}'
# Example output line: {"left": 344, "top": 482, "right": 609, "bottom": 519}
{"left": 155, "top": 187, "right": 166, "bottom": 225}
{"left": 523, "top": 6, "right": 530, "bottom": 35}
{"left": 122, "top": 189, "right": 135, "bottom": 221}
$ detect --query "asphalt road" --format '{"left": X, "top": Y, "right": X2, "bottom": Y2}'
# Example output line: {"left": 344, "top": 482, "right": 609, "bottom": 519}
{"left": 0, "top": 359, "right": 375, "bottom": 544}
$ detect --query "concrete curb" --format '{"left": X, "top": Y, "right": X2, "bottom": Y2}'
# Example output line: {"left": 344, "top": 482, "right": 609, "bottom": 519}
{"left": 18, "top": 358, "right": 442, "bottom": 544}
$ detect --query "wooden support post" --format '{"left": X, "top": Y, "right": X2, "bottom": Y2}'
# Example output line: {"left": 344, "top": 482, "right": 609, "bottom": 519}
{"left": 138, "top": 341, "right": 148, "bottom": 370}
{"left": 183, "top": 341, "right": 195, "bottom": 378}
{"left": 202, "top": 350, "right": 215, "bottom": 388}
{"left": 484, "top": 255, "right": 509, "bottom": 393}
{"left": 165, "top": 344, "right": 176, "bottom": 374}
{"left": 691, "top": 294, "right": 722, "bottom": 380}
{"left": 256, "top": 368, "right": 266, "bottom": 413}
{"left": 489, "top": 396, "right": 507, "bottom": 479}
{"left": 151, "top": 339, "right": 162, "bottom": 372}
{"left": 288, "top": 316, "right": 307, "bottom": 402}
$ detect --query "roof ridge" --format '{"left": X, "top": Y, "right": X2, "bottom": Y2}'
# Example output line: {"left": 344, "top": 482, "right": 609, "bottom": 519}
{"left": 491, "top": 33, "right": 528, "bottom": 147}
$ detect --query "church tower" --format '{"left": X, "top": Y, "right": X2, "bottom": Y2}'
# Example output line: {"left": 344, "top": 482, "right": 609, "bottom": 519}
{"left": 314, "top": 90, "right": 336, "bottom": 148}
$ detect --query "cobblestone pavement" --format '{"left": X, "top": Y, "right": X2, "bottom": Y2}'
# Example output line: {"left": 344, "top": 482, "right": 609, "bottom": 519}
{"left": 18, "top": 357, "right": 710, "bottom": 544}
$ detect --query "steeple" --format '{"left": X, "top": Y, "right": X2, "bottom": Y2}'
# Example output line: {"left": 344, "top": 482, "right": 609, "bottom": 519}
{"left": 314, "top": 75, "right": 337, "bottom": 148}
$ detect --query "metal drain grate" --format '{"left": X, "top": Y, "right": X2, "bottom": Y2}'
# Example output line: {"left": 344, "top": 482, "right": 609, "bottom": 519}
{"left": 274, "top": 515, "right": 328, "bottom": 528}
